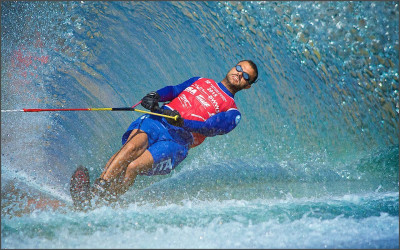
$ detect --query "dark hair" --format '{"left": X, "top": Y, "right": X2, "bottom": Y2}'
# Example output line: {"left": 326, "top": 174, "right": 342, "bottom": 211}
{"left": 239, "top": 60, "right": 258, "bottom": 84}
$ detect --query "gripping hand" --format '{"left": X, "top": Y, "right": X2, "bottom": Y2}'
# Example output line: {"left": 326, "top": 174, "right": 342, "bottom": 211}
{"left": 141, "top": 91, "right": 160, "bottom": 112}
{"left": 163, "top": 109, "right": 184, "bottom": 127}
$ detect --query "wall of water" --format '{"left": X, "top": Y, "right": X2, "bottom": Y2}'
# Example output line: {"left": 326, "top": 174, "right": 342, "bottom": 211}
{"left": 1, "top": 0, "right": 398, "bottom": 210}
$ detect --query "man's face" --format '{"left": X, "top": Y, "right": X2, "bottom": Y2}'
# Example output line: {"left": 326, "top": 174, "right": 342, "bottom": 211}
{"left": 225, "top": 61, "right": 256, "bottom": 89}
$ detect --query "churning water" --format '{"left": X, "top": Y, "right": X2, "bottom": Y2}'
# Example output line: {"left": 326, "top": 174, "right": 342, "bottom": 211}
{"left": 1, "top": 1, "right": 398, "bottom": 248}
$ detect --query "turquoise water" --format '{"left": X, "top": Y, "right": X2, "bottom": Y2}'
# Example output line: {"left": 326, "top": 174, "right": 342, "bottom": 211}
{"left": 1, "top": 1, "right": 398, "bottom": 248}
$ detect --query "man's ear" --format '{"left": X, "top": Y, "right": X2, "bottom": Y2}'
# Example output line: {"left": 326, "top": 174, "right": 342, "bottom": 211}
{"left": 244, "top": 84, "right": 252, "bottom": 90}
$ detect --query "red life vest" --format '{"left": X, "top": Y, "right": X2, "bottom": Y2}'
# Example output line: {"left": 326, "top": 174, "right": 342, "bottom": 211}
{"left": 165, "top": 78, "right": 238, "bottom": 148}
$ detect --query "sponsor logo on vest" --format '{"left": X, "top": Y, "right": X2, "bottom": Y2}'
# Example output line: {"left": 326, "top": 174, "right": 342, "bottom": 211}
{"left": 191, "top": 114, "right": 206, "bottom": 121}
{"left": 207, "top": 87, "right": 218, "bottom": 97}
{"left": 178, "top": 94, "right": 192, "bottom": 108}
{"left": 210, "top": 84, "right": 227, "bottom": 102}
{"left": 185, "top": 86, "right": 197, "bottom": 95}
{"left": 196, "top": 95, "right": 211, "bottom": 108}
{"left": 207, "top": 111, "right": 215, "bottom": 117}
{"left": 193, "top": 84, "right": 207, "bottom": 95}
{"left": 207, "top": 94, "right": 220, "bottom": 113}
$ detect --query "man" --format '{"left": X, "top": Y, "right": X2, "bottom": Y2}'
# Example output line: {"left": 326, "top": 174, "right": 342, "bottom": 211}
{"left": 73, "top": 60, "right": 258, "bottom": 207}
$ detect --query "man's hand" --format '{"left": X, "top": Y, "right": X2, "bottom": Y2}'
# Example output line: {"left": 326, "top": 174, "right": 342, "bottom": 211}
{"left": 163, "top": 109, "right": 184, "bottom": 127}
{"left": 141, "top": 91, "right": 160, "bottom": 112}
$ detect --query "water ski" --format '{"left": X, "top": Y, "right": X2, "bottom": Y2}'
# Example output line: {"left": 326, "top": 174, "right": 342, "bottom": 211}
{"left": 70, "top": 165, "right": 92, "bottom": 211}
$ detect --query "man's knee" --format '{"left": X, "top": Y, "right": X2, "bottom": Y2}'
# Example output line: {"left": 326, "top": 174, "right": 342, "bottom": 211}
{"left": 124, "top": 141, "right": 144, "bottom": 154}
{"left": 124, "top": 131, "right": 149, "bottom": 153}
{"left": 125, "top": 151, "right": 154, "bottom": 178}
{"left": 127, "top": 129, "right": 147, "bottom": 141}
{"left": 125, "top": 161, "right": 142, "bottom": 178}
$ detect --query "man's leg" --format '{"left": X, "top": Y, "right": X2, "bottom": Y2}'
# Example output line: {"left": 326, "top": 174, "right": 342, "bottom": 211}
{"left": 92, "top": 129, "right": 152, "bottom": 201}
{"left": 114, "top": 150, "right": 154, "bottom": 197}
{"left": 100, "top": 129, "right": 148, "bottom": 181}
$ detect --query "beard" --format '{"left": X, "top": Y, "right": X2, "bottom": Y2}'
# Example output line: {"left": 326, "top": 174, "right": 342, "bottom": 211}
{"left": 224, "top": 73, "right": 242, "bottom": 92}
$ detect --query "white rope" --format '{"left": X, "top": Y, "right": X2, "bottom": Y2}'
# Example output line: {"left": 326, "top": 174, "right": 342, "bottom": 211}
{"left": 1, "top": 110, "right": 24, "bottom": 112}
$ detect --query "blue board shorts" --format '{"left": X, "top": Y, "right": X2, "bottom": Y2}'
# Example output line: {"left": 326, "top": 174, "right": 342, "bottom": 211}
{"left": 121, "top": 114, "right": 193, "bottom": 176}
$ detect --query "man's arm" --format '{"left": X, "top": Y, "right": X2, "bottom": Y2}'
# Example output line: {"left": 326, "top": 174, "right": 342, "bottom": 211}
{"left": 156, "top": 77, "right": 200, "bottom": 102}
{"left": 181, "top": 109, "right": 241, "bottom": 137}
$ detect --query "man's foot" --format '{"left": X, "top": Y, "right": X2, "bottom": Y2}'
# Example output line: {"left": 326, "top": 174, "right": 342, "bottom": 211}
{"left": 70, "top": 166, "right": 91, "bottom": 211}
{"left": 91, "top": 178, "right": 119, "bottom": 206}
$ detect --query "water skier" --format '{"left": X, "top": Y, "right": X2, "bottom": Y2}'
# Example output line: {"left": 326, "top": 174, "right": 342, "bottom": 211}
{"left": 71, "top": 60, "right": 258, "bottom": 208}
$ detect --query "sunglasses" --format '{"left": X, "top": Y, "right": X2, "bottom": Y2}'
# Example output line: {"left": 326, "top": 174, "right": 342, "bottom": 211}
{"left": 235, "top": 65, "right": 251, "bottom": 82}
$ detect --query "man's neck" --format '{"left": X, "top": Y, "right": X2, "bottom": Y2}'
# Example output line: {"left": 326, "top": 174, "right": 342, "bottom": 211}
{"left": 221, "top": 78, "right": 238, "bottom": 96}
